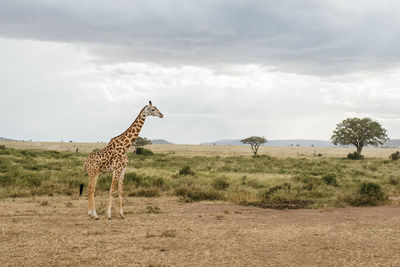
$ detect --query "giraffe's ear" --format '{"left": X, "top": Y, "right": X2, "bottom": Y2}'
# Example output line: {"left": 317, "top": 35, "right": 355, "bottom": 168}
{"left": 149, "top": 101, "right": 152, "bottom": 106}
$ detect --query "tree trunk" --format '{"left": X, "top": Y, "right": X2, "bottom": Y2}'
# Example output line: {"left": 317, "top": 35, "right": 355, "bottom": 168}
{"left": 356, "top": 146, "right": 363, "bottom": 156}
{"left": 253, "top": 144, "right": 260, "bottom": 155}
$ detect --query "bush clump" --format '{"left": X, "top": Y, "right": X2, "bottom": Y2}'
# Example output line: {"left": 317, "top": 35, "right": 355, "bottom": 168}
{"left": 212, "top": 177, "right": 230, "bottom": 191}
{"left": 389, "top": 151, "right": 400, "bottom": 161}
{"left": 257, "top": 183, "right": 313, "bottom": 209}
{"left": 0, "top": 145, "right": 6, "bottom": 149}
{"left": 134, "top": 147, "right": 154, "bottom": 156}
{"left": 178, "top": 165, "right": 194, "bottom": 176}
{"left": 347, "top": 152, "right": 364, "bottom": 160}
{"left": 322, "top": 174, "right": 339, "bottom": 187}
{"left": 343, "top": 182, "right": 388, "bottom": 206}
{"left": 388, "top": 176, "right": 399, "bottom": 185}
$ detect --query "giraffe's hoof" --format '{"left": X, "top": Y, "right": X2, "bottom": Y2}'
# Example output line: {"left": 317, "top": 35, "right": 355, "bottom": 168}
{"left": 120, "top": 214, "right": 125, "bottom": 219}
{"left": 91, "top": 210, "right": 99, "bottom": 220}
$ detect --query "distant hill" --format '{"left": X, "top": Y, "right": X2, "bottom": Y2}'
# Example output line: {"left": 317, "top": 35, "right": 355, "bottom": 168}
{"left": 201, "top": 139, "right": 335, "bottom": 147}
{"left": 201, "top": 138, "right": 400, "bottom": 148}
{"left": 267, "top": 140, "right": 335, "bottom": 147}
{"left": 151, "top": 139, "right": 174, "bottom": 145}
{"left": 0, "top": 137, "right": 17, "bottom": 141}
{"left": 382, "top": 139, "right": 400, "bottom": 148}
{"left": 201, "top": 139, "right": 243, "bottom": 146}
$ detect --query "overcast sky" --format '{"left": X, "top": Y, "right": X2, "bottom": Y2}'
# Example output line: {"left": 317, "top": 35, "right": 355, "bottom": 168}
{"left": 1, "top": 0, "right": 400, "bottom": 144}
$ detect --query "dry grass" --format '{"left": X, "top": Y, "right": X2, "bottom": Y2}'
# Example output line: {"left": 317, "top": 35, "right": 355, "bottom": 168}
{"left": 2, "top": 141, "right": 399, "bottom": 158}
{"left": 1, "top": 143, "right": 398, "bottom": 207}
{"left": 0, "top": 196, "right": 399, "bottom": 266}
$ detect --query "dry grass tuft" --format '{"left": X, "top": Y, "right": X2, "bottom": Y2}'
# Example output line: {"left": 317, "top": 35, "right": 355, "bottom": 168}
{"left": 216, "top": 215, "right": 224, "bottom": 220}
{"left": 146, "top": 205, "right": 161, "bottom": 214}
{"left": 161, "top": 229, "right": 176, "bottom": 238}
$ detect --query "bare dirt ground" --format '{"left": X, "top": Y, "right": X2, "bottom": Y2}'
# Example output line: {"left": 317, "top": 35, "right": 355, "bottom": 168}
{"left": 1, "top": 196, "right": 399, "bottom": 267}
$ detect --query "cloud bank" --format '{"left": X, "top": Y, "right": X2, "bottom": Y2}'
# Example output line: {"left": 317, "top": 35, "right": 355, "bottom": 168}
{"left": 1, "top": 1, "right": 400, "bottom": 143}
{"left": 1, "top": 1, "right": 400, "bottom": 74}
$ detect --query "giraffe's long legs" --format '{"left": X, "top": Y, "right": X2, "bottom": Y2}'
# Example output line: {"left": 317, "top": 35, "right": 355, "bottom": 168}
{"left": 118, "top": 168, "right": 126, "bottom": 219}
{"left": 87, "top": 172, "right": 99, "bottom": 220}
{"left": 106, "top": 169, "right": 121, "bottom": 220}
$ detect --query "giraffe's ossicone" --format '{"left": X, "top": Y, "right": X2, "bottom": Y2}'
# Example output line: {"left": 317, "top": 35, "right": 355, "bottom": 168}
{"left": 84, "top": 101, "right": 163, "bottom": 220}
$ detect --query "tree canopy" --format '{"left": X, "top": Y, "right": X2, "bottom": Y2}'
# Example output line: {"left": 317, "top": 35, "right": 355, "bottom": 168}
{"left": 241, "top": 136, "right": 267, "bottom": 155}
{"left": 132, "top": 137, "right": 152, "bottom": 149}
{"left": 331, "top": 117, "right": 388, "bottom": 156}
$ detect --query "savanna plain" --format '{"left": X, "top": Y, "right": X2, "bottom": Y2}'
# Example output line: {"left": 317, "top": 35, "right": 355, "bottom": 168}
{"left": 1, "top": 141, "right": 399, "bottom": 266}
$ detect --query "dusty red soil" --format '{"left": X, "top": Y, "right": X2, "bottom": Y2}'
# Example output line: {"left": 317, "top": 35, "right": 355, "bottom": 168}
{"left": 1, "top": 196, "right": 399, "bottom": 266}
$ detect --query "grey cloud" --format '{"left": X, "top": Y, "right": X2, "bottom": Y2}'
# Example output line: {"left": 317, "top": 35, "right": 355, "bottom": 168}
{"left": 1, "top": 0, "right": 400, "bottom": 75}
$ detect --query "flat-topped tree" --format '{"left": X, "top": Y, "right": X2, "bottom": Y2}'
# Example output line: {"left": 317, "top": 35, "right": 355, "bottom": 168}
{"left": 132, "top": 136, "right": 152, "bottom": 154}
{"left": 331, "top": 117, "right": 388, "bottom": 157}
{"left": 241, "top": 136, "right": 267, "bottom": 155}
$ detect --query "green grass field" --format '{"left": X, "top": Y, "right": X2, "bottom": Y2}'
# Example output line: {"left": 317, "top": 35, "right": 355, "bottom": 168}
{"left": 0, "top": 142, "right": 399, "bottom": 208}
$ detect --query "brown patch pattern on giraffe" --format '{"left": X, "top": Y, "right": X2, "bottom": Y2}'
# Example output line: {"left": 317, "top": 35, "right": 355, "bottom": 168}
{"left": 84, "top": 102, "right": 163, "bottom": 220}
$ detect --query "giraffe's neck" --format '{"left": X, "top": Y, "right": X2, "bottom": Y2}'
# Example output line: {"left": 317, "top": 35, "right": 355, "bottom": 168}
{"left": 113, "top": 108, "right": 147, "bottom": 152}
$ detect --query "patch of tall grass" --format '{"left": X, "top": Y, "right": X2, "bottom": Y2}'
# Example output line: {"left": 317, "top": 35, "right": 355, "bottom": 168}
{"left": 0, "top": 147, "right": 398, "bottom": 209}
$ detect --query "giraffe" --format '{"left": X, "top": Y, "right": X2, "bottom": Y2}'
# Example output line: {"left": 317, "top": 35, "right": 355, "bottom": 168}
{"left": 84, "top": 101, "right": 163, "bottom": 220}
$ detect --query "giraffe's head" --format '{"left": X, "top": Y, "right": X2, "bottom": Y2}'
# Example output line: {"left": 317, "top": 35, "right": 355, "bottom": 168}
{"left": 143, "top": 101, "right": 164, "bottom": 118}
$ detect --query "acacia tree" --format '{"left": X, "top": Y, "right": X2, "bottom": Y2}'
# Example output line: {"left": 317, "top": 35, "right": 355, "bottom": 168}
{"left": 331, "top": 117, "right": 388, "bottom": 156}
{"left": 132, "top": 137, "right": 152, "bottom": 153}
{"left": 241, "top": 136, "right": 267, "bottom": 155}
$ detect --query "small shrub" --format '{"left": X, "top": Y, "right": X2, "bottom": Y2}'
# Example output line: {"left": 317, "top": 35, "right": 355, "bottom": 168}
{"left": 322, "top": 174, "right": 339, "bottom": 187}
{"left": 257, "top": 183, "right": 312, "bottom": 209}
{"left": 347, "top": 152, "right": 364, "bottom": 160}
{"left": 360, "top": 182, "right": 383, "bottom": 197}
{"left": 389, "top": 151, "right": 400, "bottom": 161}
{"left": 389, "top": 176, "right": 399, "bottom": 185}
{"left": 212, "top": 177, "right": 230, "bottom": 191}
{"left": 259, "top": 185, "right": 312, "bottom": 209}
{"left": 0, "top": 145, "right": 6, "bottom": 149}
{"left": 343, "top": 182, "right": 388, "bottom": 206}
{"left": 179, "top": 165, "right": 194, "bottom": 176}
{"left": 134, "top": 147, "right": 153, "bottom": 156}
